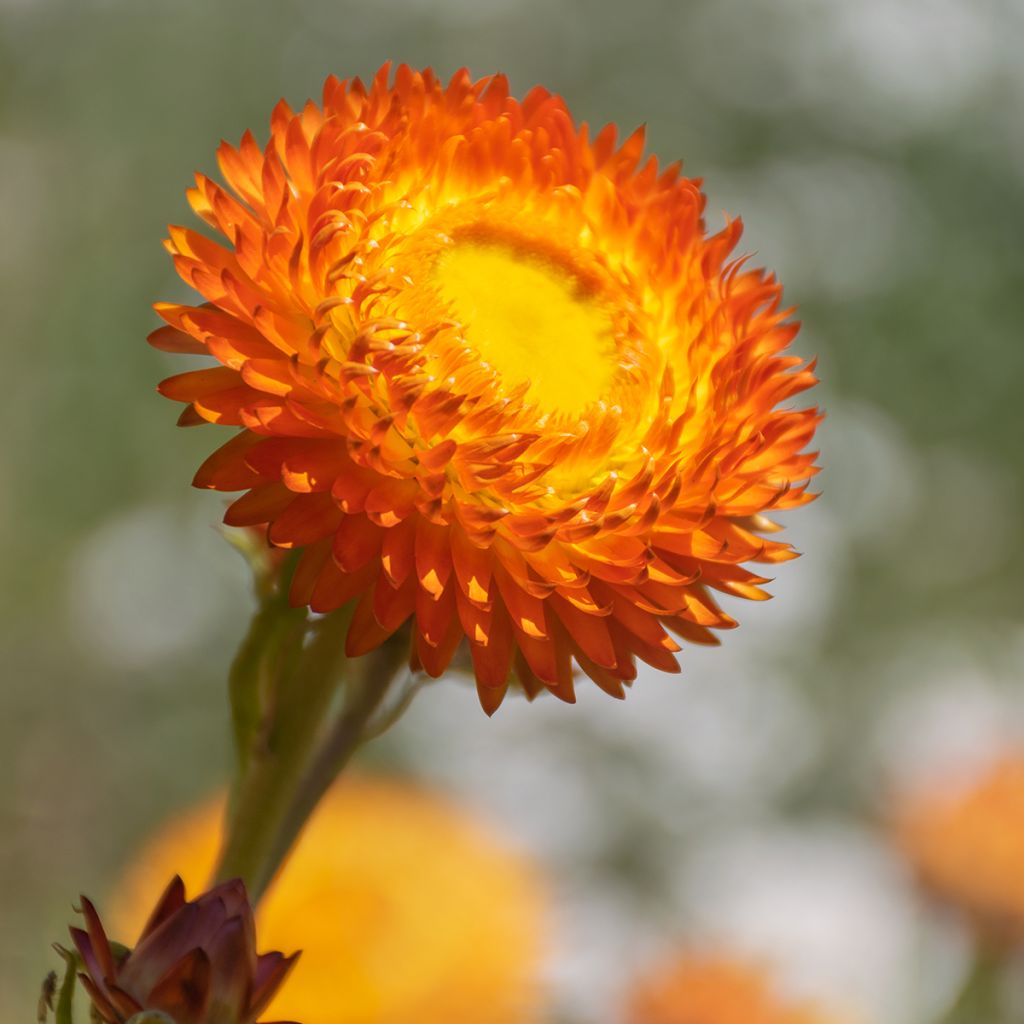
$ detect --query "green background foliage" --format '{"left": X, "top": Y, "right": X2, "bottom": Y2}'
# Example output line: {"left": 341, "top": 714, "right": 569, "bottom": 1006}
{"left": 1, "top": 1, "right": 1021, "bottom": 1020}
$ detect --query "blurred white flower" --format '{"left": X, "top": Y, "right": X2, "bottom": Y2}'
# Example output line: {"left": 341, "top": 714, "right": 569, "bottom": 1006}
{"left": 708, "top": 159, "right": 933, "bottom": 301}
{"left": 66, "top": 502, "right": 245, "bottom": 672}
{"left": 824, "top": 0, "right": 995, "bottom": 127}
{"left": 678, "top": 821, "right": 969, "bottom": 1023}
{"left": 819, "top": 401, "right": 923, "bottom": 552}
{"left": 683, "top": 0, "right": 996, "bottom": 135}
{"left": 873, "top": 646, "right": 1024, "bottom": 797}
{"left": 548, "top": 878, "right": 660, "bottom": 1024}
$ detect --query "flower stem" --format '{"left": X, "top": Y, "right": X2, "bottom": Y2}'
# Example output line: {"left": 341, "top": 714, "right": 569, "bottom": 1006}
{"left": 257, "top": 635, "right": 412, "bottom": 889}
{"left": 213, "top": 559, "right": 416, "bottom": 902}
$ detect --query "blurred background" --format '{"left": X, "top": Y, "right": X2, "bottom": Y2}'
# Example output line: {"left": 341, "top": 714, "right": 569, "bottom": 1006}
{"left": 1, "top": 0, "right": 1022, "bottom": 1020}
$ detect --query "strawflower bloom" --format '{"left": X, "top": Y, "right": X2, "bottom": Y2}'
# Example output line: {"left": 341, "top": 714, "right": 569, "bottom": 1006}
{"left": 623, "top": 952, "right": 842, "bottom": 1024}
{"left": 894, "top": 755, "right": 1024, "bottom": 945}
{"left": 153, "top": 64, "right": 819, "bottom": 711}
{"left": 112, "top": 777, "right": 547, "bottom": 1024}
{"left": 70, "top": 877, "right": 297, "bottom": 1024}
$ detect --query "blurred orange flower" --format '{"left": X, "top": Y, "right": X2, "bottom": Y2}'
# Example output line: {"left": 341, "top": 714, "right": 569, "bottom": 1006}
{"left": 111, "top": 778, "right": 547, "bottom": 1024}
{"left": 894, "top": 756, "right": 1024, "bottom": 944}
{"left": 623, "top": 952, "right": 840, "bottom": 1024}
{"left": 153, "top": 63, "right": 819, "bottom": 711}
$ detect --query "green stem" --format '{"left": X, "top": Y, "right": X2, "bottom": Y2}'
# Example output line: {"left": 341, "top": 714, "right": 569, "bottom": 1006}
{"left": 258, "top": 634, "right": 411, "bottom": 883}
{"left": 938, "top": 946, "right": 1004, "bottom": 1024}
{"left": 213, "top": 559, "right": 416, "bottom": 902}
{"left": 225, "top": 557, "right": 309, "bottom": 779}
{"left": 214, "top": 605, "right": 350, "bottom": 898}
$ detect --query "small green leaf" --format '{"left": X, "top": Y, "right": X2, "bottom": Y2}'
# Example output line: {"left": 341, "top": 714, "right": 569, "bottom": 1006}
{"left": 51, "top": 946, "right": 80, "bottom": 1024}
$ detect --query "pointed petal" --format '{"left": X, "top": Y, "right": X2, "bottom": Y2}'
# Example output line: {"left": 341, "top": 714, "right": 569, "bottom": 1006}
{"left": 148, "top": 948, "right": 212, "bottom": 1024}
{"left": 250, "top": 952, "right": 300, "bottom": 1018}
{"left": 138, "top": 876, "right": 188, "bottom": 942}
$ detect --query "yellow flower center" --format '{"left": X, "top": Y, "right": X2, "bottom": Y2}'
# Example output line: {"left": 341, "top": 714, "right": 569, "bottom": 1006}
{"left": 432, "top": 238, "right": 618, "bottom": 416}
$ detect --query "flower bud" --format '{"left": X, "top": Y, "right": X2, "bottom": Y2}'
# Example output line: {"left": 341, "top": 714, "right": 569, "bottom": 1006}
{"left": 70, "top": 876, "right": 298, "bottom": 1024}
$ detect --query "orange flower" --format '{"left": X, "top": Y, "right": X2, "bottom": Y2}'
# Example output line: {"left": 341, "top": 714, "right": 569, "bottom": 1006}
{"left": 894, "top": 756, "right": 1024, "bottom": 945}
{"left": 623, "top": 953, "right": 841, "bottom": 1024}
{"left": 111, "top": 778, "right": 547, "bottom": 1024}
{"left": 153, "top": 64, "right": 819, "bottom": 711}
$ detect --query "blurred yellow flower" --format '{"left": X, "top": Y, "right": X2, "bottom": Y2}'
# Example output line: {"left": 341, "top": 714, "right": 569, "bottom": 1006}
{"left": 895, "top": 756, "right": 1024, "bottom": 945}
{"left": 623, "top": 952, "right": 841, "bottom": 1024}
{"left": 111, "top": 777, "right": 547, "bottom": 1024}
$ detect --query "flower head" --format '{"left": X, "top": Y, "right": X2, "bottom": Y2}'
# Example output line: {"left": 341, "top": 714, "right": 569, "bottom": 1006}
{"left": 154, "top": 64, "right": 819, "bottom": 711}
{"left": 894, "top": 755, "right": 1024, "bottom": 945}
{"left": 623, "top": 952, "right": 841, "bottom": 1024}
{"left": 70, "top": 877, "right": 297, "bottom": 1024}
{"left": 112, "top": 778, "right": 547, "bottom": 1024}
